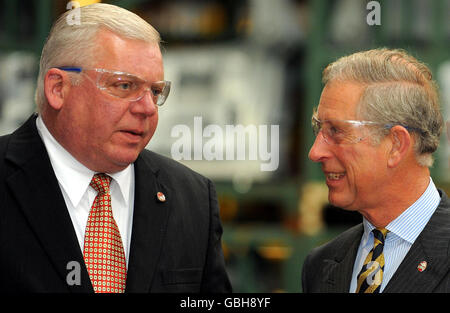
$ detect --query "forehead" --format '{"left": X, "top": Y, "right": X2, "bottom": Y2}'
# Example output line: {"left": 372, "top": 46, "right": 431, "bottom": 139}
{"left": 91, "top": 29, "right": 164, "bottom": 81}
{"left": 316, "top": 81, "right": 365, "bottom": 120}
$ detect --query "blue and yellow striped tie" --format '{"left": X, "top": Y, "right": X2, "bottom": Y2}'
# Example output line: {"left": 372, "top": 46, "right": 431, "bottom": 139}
{"left": 356, "top": 228, "right": 388, "bottom": 293}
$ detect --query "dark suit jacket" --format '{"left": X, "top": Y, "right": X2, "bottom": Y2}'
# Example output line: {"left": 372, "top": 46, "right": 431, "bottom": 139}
{"left": 0, "top": 114, "right": 232, "bottom": 293}
{"left": 302, "top": 190, "right": 450, "bottom": 293}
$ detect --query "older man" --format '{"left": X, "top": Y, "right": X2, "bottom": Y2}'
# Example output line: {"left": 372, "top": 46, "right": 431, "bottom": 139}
{"left": 302, "top": 48, "right": 449, "bottom": 293}
{"left": 0, "top": 3, "right": 231, "bottom": 293}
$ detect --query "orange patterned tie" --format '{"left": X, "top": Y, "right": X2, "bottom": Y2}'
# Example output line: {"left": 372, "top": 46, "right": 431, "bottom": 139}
{"left": 83, "top": 173, "right": 127, "bottom": 293}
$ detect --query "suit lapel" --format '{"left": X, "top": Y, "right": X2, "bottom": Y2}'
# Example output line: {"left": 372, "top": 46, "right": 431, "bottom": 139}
{"left": 125, "top": 152, "right": 172, "bottom": 292}
{"left": 384, "top": 191, "right": 450, "bottom": 293}
{"left": 5, "top": 115, "right": 92, "bottom": 292}
{"left": 322, "top": 225, "right": 363, "bottom": 292}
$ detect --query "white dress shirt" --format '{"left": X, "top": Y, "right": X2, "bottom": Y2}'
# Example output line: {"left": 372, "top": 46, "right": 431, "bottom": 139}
{"left": 349, "top": 177, "right": 441, "bottom": 292}
{"left": 36, "top": 115, "right": 135, "bottom": 265}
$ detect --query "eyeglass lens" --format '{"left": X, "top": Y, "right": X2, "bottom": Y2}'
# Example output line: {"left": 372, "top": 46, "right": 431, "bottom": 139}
{"left": 98, "top": 72, "right": 170, "bottom": 105}
{"left": 312, "top": 117, "right": 365, "bottom": 144}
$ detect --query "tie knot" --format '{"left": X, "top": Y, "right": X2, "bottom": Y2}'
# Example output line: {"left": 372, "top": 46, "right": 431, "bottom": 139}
{"left": 372, "top": 228, "right": 388, "bottom": 245}
{"left": 90, "top": 173, "right": 111, "bottom": 195}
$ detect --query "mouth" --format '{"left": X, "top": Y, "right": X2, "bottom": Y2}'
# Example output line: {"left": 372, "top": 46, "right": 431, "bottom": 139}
{"left": 122, "top": 130, "right": 143, "bottom": 136}
{"left": 324, "top": 171, "right": 346, "bottom": 186}
{"left": 325, "top": 172, "right": 345, "bottom": 180}
{"left": 119, "top": 129, "right": 145, "bottom": 142}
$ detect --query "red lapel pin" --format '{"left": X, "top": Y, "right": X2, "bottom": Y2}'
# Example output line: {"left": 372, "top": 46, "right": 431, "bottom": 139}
{"left": 417, "top": 261, "right": 427, "bottom": 272}
{"left": 156, "top": 191, "right": 166, "bottom": 202}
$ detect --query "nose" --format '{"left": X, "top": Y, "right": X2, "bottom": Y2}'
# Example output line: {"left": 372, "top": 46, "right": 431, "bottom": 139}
{"left": 308, "top": 132, "right": 332, "bottom": 163}
{"left": 129, "top": 90, "right": 158, "bottom": 116}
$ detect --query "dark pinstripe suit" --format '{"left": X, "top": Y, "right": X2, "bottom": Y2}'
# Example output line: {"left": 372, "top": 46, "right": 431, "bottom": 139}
{"left": 302, "top": 190, "right": 450, "bottom": 293}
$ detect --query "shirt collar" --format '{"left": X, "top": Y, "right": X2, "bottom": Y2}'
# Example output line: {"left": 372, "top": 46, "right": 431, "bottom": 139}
{"left": 362, "top": 177, "right": 440, "bottom": 245}
{"left": 108, "top": 164, "right": 133, "bottom": 206}
{"left": 36, "top": 115, "right": 132, "bottom": 207}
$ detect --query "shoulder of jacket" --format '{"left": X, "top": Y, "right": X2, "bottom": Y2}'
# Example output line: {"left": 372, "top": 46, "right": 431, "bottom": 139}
{"left": 308, "top": 223, "right": 363, "bottom": 260}
{"left": 139, "top": 149, "right": 210, "bottom": 184}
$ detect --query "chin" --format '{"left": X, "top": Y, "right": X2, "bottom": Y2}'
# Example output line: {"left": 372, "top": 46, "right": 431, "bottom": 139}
{"left": 328, "top": 192, "right": 357, "bottom": 211}
{"left": 101, "top": 140, "right": 148, "bottom": 171}
{"left": 103, "top": 151, "right": 140, "bottom": 172}
{"left": 115, "top": 153, "right": 140, "bottom": 166}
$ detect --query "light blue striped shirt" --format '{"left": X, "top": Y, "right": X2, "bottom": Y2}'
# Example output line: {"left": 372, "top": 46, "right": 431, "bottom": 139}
{"left": 349, "top": 177, "right": 441, "bottom": 292}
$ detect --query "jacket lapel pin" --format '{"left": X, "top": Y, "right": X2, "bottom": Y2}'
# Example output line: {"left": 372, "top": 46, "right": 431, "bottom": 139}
{"left": 417, "top": 261, "right": 427, "bottom": 272}
{"left": 156, "top": 191, "right": 166, "bottom": 202}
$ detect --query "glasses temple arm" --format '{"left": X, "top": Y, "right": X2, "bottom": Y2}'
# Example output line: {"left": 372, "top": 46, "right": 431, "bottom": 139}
{"left": 56, "top": 67, "right": 83, "bottom": 73}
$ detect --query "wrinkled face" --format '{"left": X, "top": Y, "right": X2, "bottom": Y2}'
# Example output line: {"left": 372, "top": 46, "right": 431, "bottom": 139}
{"left": 57, "top": 29, "right": 164, "bottom": 173}
{"left": 308, "top": 81, "right": 390, "bottom": 211}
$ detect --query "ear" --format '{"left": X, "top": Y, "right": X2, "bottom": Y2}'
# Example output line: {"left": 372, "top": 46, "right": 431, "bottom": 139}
{"left": 387, "top": 125, "right": 412, "bottom": 168}
{"left": 44, "top": 68, "right": 72, "bottom": 111}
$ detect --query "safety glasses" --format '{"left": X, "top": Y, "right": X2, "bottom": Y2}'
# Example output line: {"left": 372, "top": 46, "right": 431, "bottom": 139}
{"left": 312, "top": 114, "right": 422, "bottom": 145}
{"left": 57, "top": 67, "right": 171, "bottom": 106}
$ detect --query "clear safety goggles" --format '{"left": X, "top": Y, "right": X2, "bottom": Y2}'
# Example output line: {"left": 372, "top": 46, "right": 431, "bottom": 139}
{"left": 312, "top": 114, "right": 421, "bottom": 145}
{"left": 57, "top": 67, "right": 171, "bottom": 106}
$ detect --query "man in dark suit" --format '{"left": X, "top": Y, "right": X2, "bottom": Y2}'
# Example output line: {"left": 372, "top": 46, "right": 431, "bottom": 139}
{"left": 302, "top": 48, "right": 450, "bottom": 293}
{"left": 0, "top": 3, "right": 231, "bottom": 293}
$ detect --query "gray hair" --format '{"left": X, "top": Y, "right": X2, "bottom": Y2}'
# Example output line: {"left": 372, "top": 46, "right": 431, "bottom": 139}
{"left": 35, "top": 3, "right": 161, "bottom": 112}
{"left": 322, "top": 48, "right": 443, "bottom": 167}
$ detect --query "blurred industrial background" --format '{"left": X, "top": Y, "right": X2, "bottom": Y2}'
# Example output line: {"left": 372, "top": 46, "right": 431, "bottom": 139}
{"left": 0, "top": 0, "right": 449, "bottom": 292}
